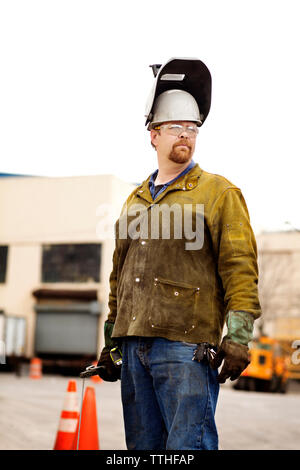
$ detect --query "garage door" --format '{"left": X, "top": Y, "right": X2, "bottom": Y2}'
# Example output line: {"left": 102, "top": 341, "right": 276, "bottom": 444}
{"left": 35, "top": 304, "right": 100, "bottom": 355}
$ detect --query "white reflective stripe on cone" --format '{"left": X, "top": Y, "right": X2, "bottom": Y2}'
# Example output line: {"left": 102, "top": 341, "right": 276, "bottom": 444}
{"left": 63, "top": 392, "right": 79, "bottom": 411}
{"left": 59, "top": 418, "right": 78, "bottom": 433}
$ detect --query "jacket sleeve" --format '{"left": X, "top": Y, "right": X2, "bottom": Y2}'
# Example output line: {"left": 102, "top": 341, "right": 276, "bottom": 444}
{"left": 208, "top": 187, "right": 262, "bottom": 320}
{"left": 107, "top": 243, "right": 119, "bottom": 324}
{"left": 106, "top": 195, "right": 133, "bottom": 324}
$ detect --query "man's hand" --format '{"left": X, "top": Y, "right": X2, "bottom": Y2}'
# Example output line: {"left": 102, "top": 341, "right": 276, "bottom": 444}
{"left": 210, "top": 337, "right": 250, "bottom": 383}
{"left": 96, "top": 346, "right": 121, "bottom": 382}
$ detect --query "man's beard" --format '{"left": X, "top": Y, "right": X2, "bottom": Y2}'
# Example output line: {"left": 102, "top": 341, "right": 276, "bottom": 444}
{"left": 168, "top": 141, "right": 192, "bottom": 163}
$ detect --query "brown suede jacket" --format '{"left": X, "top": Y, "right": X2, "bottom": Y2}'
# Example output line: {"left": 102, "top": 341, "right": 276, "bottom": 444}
{"left": 107, "top": 163, "right": 261, "bottom": 347}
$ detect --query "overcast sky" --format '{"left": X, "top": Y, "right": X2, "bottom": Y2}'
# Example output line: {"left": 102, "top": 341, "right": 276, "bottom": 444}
{"left": 1, "top": 0, "right": 300, "bottom": 234}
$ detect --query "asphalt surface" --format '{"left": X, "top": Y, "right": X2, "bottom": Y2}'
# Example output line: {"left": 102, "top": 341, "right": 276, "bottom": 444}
{"left": 0, "top": 372, "right": 300, "bottom": 450}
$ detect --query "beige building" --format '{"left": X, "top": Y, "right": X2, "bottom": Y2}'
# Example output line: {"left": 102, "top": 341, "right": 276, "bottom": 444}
{"left": 0, "top": 174, "right": 135, "bottom": 361}
{"left": 256, "top": 230, "right": 300, "bottom": 341}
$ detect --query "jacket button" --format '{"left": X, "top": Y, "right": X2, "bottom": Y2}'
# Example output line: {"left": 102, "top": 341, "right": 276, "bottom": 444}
{"left": 141, "top": 240, "right": 146, "bottom": 245}
{"left": 135, "top": 277, "right": 140, "bottom": 282}
{"left": 132, "top": 316, "right": 136, "bottom": 321}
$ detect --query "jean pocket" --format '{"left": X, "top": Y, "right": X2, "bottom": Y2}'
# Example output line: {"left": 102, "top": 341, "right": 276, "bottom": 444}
{"left": 149, "top": 277, "right": 200, "bottom": 333}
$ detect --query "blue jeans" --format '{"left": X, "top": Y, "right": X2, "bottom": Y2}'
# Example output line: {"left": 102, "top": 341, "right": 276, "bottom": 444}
{"left": 120, "top": 337, "right": 219, "bottom": 450}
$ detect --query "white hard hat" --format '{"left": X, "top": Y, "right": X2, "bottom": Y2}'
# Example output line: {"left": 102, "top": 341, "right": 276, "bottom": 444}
{"left": 148, "top": 89, "right": 201, "bottom": 130}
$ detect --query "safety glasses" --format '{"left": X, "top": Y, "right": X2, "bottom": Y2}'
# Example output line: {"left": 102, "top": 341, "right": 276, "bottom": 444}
{"left": 154, "top": 123, "right": 199, "bottom": 138}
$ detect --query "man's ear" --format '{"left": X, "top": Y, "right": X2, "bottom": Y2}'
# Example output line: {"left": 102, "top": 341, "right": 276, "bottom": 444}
{"left": 150, "top": 129, "right": 158, "bottom": 149}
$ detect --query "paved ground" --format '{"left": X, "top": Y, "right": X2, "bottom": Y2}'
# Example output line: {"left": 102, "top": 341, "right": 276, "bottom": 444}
{"left": 0, "top": 372, "right": 300, "bottom": 450}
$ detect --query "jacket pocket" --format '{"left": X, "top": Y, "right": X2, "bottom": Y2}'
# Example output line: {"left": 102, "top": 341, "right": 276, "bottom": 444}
{"left": 149, "top": 277, "right": 200, "bottom": 333}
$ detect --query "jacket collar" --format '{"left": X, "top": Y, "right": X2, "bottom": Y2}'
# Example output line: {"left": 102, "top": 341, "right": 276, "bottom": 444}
{"left": 135, "top": 163, "right": 203, "bottom": 204}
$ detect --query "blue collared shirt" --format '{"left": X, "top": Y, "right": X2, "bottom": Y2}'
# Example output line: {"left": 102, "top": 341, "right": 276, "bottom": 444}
{"left": 148, "top": 160, "right": 196, "bottom": 200}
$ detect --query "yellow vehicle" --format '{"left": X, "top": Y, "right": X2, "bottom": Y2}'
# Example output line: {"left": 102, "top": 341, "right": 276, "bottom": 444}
{"left": 233, "top": 336, "right": 290, "bottom": 393}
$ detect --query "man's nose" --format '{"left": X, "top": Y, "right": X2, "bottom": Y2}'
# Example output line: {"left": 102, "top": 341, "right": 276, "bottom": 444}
{"left": 178, "top": 131, "right": 189, "bottom": 138}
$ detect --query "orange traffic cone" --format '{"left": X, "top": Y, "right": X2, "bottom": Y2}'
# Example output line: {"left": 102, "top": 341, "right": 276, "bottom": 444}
{"left": 29, "top": 357, "right": 42, "bottom": 379}
{"left": 91, "top": 361, "right": 102, "bottom": 384}
{"left": 72, "top": 386, "right": 100, "bottom": 450}
{"left": 53, "top": 380, "right": 79, "bottom": 450}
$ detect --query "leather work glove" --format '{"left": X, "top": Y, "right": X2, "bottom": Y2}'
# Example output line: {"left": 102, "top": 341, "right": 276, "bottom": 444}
{"left": 225, "top": 310, "right": 254, "bottom": 346}
{"left": 210, "top": 337, "right": 250, "bottom": 383}
{"left": 96, "top": 320, "right": 122, "bottom": 382}
{"left": 210, "top": 309, "right": 254, "bottom": 383}
{"left": 97, "top": 346, "right": 121, "bottom": 382}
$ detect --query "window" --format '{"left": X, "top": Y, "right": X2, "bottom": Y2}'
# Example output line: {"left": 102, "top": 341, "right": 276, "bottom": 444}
{"left": 257, "top": 343, "right": 272, "bottom": 351}
{"left": 0, "top": 246, "right": 8, "bottom": 283}
{"left": 41, "top": 244, "right": 101, "bottom": 283}
{"left": 258, "top": 355, "right": 266, "bottom": 365}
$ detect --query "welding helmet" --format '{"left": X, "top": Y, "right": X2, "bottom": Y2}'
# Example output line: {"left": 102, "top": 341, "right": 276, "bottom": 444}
{"left": 145, "top": 57, "right": 211, "bottom": 130}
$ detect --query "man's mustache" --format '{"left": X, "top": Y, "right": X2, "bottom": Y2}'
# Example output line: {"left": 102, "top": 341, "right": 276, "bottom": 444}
{"left": 173, "top": 141, "right": 192, "bottom": 150}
